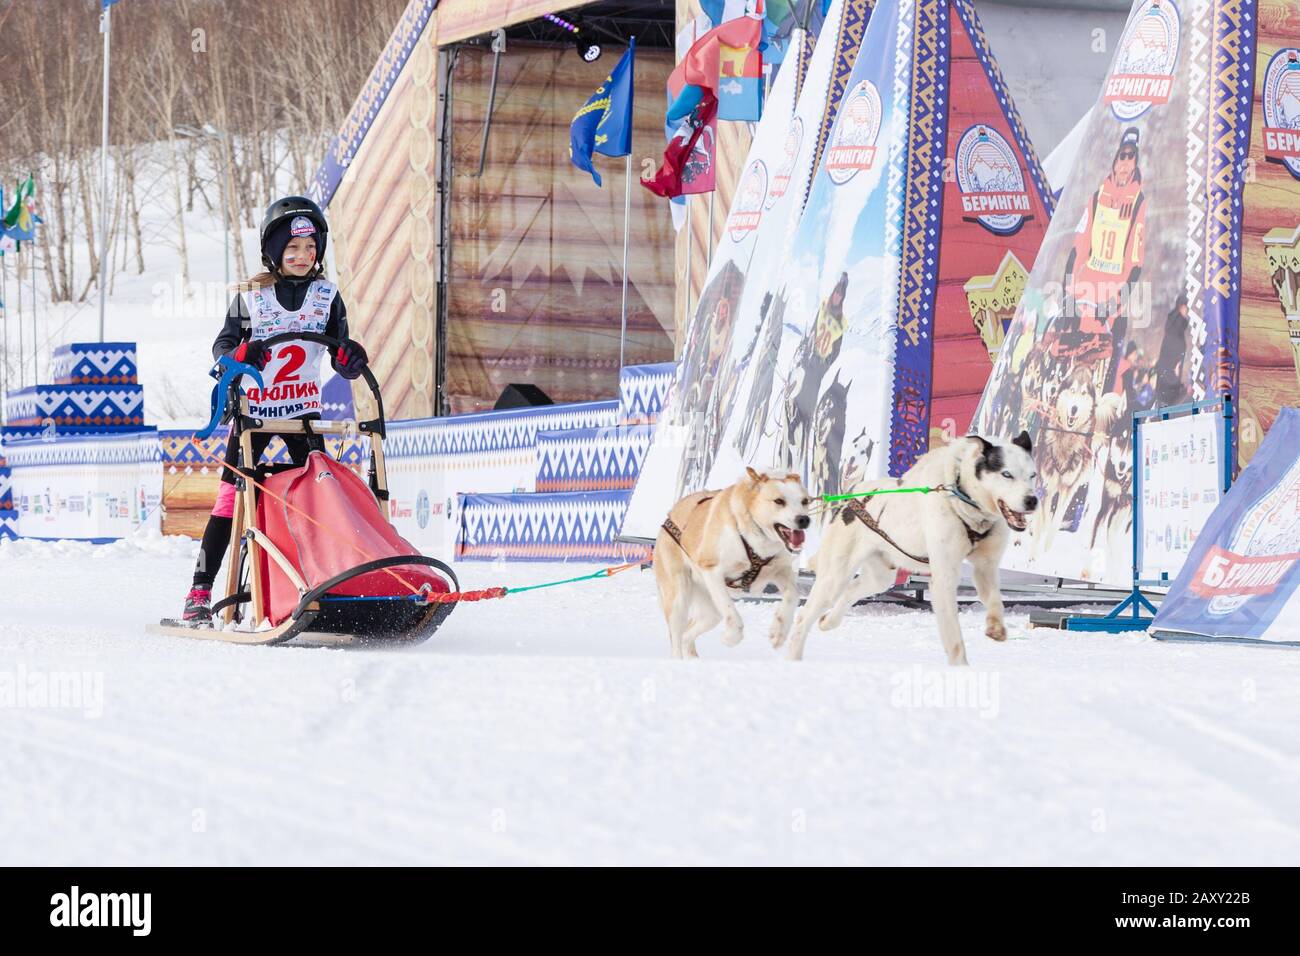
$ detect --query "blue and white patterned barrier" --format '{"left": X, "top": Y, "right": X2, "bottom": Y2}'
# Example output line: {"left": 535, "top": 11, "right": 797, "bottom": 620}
{"left": 5, "top": 384, "right": 145, "bottom": 430}
{"left": 535, "top": 424, "right": 655, "bottom": 492}
{"left": 383, "top": 401, "right": 622, "bottom": 559}
{"left": 321, "top": 372, "right": 355, "bottom": 420}
{"left": 157, "top": 429, "right": 368, "bottom": 472}
{"left": 51, "top": 342, "right": 138, "bottom": 385}
{"left": 0, "top": 364, "right": 665, "bottom": 555}
{"left": 0, "top": 450, "right": 11, "bottom": 511}
{"left": 618, "top": 362, "right": 676, "bottom": 425}
{"left": 2, "top": 426, "right": 49, "bottom": 443}
{"left": 4, "top": 429, "right": 162, "bottom": 542}
{"left": 0, "top": 509, "right": 17, "bottom": 541}
{"left": 384, "top": 401, "right": 620, "bottom": 459}
{"left": 457, "top": 489, "right": 651, "bottom": 563}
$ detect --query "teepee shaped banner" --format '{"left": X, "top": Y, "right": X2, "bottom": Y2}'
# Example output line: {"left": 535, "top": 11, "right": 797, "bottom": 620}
{"left": 972, "top": 0, "right": 1300, "bottom": 586}
{"left": 623, "top": 0, "right": 1053, "bottom": 539}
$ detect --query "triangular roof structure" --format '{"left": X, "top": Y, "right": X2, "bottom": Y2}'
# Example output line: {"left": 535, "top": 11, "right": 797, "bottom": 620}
{"left": 971, "top": 0, "right": 1300, "bottom": 585}
{"left": 624, "top": 0, "right": 1055, "bottom": 537}
{"left": 309, "top": 1, "right": 680, "bottom": 417}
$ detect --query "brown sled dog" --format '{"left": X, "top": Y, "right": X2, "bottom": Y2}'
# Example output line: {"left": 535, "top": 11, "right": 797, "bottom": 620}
{"left": 654, "top": 468, "right": 812, "bottom": 659}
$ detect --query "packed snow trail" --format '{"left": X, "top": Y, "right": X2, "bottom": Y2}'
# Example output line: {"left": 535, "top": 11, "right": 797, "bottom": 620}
{"left": 2, "top": 534, "right": 1299, "bottom": 865}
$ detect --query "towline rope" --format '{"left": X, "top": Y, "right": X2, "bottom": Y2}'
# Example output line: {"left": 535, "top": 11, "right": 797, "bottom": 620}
{"left": 226, "top": 460, "right": 643, "bottom": 606}
{"left": 232, "top": 461, "right": 954, "bottom": 606}
{"left": 820, "top": 485, "right": 943, "bottom": 502}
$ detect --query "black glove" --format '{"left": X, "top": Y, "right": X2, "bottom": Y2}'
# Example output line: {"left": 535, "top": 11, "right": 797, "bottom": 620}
{"left": 231, "top": 340, "right": 269, "bottom": 370}
{"left": 332, "top": 339, "right": 369, "bottom": 380}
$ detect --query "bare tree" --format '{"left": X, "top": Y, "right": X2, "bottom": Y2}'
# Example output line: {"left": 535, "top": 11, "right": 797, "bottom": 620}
{"left": 0, "top": 0, "right": 409, "bottom": 304}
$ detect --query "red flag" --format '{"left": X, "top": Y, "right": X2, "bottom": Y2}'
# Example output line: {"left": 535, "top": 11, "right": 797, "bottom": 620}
{"left": 642, "top": 90, "right": 718, "bottom": 198}
{"left": 667, "top": 14, "right": 764, "bottom": 123}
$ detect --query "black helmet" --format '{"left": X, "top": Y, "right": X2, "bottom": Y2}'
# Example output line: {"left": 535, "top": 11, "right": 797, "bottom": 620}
{"left": 260, "top": 196, "right": 328, "bottom": 272}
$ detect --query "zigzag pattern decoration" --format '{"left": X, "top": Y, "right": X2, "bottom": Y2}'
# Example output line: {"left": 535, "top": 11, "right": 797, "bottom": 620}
{"left": 951, "top": 0, "right": 1056, "bottom": 216}
{"left": 0, "top": 464, "right": 11, "bottom": 511}
{"left": 1185, "top": 0, "right": 1211, "bottom": 400}
{"left": 880, "top": 0, "right": 914, "bottom": 481}
{"left": 618, "top": 363, "right": 676, "bottom": 425}
{"left": 157, "top": 431, "right": 229, "bottom": 466}
{"left": 308, "top": 0, "right": 438, "bottom": 206}
{"left": 50, "top": 342, "right": 138, "bottom": 385}
{"left": 384, "top": 400, "right": 620, "bottom": 459}
{"left": 0, "top": 509, "right": 17, "bottom": 541}
{"left": 889, "top": 0, "right": 947, "bottom": 475}
{"left": 156, "top": 430, "right": 368, "bottom": 468}
{"left": 2, "top": 429, "right": 160, "bottom": 469}
{"left": 806, "top": 0, "right": 876, "bottom": 208}
{"left": 535, "top": 425, "right": 655, "bottom": 492}
{"left": 5, "top": 385, "right": 146, "bottom": 429}
{"left": 1, "top": 427, "right": 47, "bottom": 444}
{"left": 1204, "top": 0, "right": 1253, "bottom": 398}
{"left": 458, "top": 489, "right": 650, "bottom": 563}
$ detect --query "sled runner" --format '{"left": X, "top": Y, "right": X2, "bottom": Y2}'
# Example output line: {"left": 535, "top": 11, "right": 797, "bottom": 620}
{"left": 153, "top": 332, "right": 458, "bottom": 647}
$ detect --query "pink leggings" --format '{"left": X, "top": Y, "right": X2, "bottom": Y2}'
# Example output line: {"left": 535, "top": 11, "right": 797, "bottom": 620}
{"left": 211, "top": 482, "right": 237, "bottom": 518}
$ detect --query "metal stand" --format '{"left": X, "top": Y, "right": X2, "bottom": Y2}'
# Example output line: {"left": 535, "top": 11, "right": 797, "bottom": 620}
{"left": 1054, "top": 395, "right": 1235, "bottom": 633}
{"left": 1050, "top": 589, "right": 1160, "bottom": 632}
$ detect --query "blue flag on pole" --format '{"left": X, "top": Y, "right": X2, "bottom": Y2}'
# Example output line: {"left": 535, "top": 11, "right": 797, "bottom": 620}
{"left": 102, "top": 0, "right": 120, "bottom": 9}
{"left": 568, "top": 39, "right": 636, "bottom": 187}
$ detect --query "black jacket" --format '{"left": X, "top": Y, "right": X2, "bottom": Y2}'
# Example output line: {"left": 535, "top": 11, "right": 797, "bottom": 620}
{"left": 212, "top": 275, "right": 348, "bottom": 361}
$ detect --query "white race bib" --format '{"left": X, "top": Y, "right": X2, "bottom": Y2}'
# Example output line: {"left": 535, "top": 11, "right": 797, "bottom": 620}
{"left": 239, "top": 280, "right": 336, "bottom": 420}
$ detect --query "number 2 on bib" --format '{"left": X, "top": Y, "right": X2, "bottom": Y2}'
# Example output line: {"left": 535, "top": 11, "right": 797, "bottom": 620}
{"left": 272, "top": 344, "right": 307, "bottom": 385}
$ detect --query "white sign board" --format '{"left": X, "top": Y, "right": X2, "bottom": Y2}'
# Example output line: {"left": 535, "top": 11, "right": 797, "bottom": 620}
{"left": 1138, "top": 412, "right": 1224, "bottom": 580}
{"left": 5, "top": 432, "right": 163, "bottom": 542}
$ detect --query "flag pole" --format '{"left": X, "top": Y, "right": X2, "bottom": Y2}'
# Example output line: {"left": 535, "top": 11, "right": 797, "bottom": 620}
{"left": 1, "top": 252, "right": 8, "bottom": 423}
{"left": 618, "top": 37, "right": 636, "bottom": 372}
{"left": 620, "top": 153, "right": 632, "bottom": 370}
{"left": 16, "top": 249, "right": 23, "bottom": 390}
{"left": 29, "top": 242, "right": 36, "bottom": 385}
{"left": 97, "top": 2, "right": 113, "bottom": 343}
{"left": 684, "top": 196, "right": 693, "bottom": 337}
{"left": 706, "top": 191, "right": 715, "bottom": 266}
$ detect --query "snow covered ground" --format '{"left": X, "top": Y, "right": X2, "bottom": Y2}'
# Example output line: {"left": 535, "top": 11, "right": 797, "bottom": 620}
{"left": 2, "top": 533, "right": 1299, "bottom": 866}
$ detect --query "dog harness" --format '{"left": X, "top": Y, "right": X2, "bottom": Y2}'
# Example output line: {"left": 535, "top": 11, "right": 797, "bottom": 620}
{"left": 841, "top": 499, "right": 933, "bottom": 565}
{"left": 660, "top": 497, "right": 776, "bottom": 592}
{"left": 840, "top": 488, "right": 992, "bottom": 565}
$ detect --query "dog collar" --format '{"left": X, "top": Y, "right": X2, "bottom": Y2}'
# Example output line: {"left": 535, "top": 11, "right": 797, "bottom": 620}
{"left": 948, "top": 474, "right": 996, "bottom": 546}
{"left": 948, "top": 475, "right": 980, "bottom": 510}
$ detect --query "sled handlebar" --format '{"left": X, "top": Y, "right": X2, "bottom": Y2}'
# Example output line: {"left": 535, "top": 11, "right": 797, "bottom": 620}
{"left": 256, "top": 331, "right": 387, "bottom": 435}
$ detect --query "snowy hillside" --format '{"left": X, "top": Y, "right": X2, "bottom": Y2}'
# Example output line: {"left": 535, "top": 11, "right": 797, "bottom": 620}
{"left": 2, "top": 533, "right": 1298, "bottom": 865}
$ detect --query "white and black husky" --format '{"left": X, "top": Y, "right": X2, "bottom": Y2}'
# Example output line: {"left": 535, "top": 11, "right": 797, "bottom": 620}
{"left": 781, "top": 432, "right": 1039, "bottom": 665}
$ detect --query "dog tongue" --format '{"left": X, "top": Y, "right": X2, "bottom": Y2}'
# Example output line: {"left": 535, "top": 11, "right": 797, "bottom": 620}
{"left": 790, "top": 529, "right": 806, "bottom": 548}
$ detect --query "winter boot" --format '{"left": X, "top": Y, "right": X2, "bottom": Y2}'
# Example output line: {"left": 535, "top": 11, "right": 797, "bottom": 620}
{"left": 183, "top": 587, "right": 213, "bottom": 624}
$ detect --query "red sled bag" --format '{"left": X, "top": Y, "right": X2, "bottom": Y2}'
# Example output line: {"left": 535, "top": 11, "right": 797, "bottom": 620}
{"left": 256, "top": 451, "right": 450, "bottom": 627}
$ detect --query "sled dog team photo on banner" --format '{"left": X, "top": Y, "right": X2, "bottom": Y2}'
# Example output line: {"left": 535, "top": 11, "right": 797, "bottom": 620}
{"left": 628, "top": 0, "right": 1300, "bottom": 592}
{"left": 975, "top": 0, "right": 1300, "bottom": 584}
{"left": 626, "top": 0, "right": 1057, "bottom": 543}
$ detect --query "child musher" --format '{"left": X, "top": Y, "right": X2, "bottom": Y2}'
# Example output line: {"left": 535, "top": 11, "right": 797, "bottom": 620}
{"left": 182, "top": 196, "right": 369, "bottom": 622}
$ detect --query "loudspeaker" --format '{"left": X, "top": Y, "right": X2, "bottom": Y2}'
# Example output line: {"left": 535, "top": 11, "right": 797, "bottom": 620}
{"left": 494, "top": 383, "right": 554, "bottom": 410}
